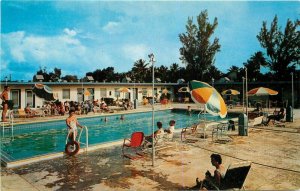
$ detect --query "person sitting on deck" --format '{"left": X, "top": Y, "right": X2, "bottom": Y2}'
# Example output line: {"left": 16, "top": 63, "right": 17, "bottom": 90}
{"left": 164, "top": 120, "right": 175, "bottom": 134}
{"left": 100, "top": 100, "right": 110, "bottom": 112}
{"left": 263, "top": 107, "right": 285, "bottom": 126}
{"left": 191, "top": 154, "right": 226, "bottom": 190}
{"left": 24, "top": 103, "right": 36, "bottom": 116}
{"left": 145, "top": 121, "right": 164, "bottom": 146}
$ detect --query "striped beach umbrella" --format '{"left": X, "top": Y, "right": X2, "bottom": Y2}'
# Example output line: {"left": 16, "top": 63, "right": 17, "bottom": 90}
{"left": 221, "top": 89, "right": 240, "bottom": 95}
{"left": 33, "top": 83, "right": 55, "bottom": 101}
{"left": 178, "top": 87, "right": 190, "bottom": 93}
{"left": 248, "top": 87, "right": 278, "bottom": 96}
{"left": 189, "top": 80, "right": 227, "bottom": 118}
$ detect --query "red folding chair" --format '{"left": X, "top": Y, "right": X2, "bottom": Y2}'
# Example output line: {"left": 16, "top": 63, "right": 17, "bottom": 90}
{"left": 122, "top": 132, "right": 144, "bottom": 156}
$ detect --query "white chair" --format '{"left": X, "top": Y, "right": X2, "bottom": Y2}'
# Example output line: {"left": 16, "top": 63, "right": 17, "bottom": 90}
{"left": 248, "top": 116, "right": 263, "bottom": 127}
{"left": 34, "top": 108, "right": 46, "bottom": 117}
{"left": 212, "top": 122, "right": 228, "bottom": 141}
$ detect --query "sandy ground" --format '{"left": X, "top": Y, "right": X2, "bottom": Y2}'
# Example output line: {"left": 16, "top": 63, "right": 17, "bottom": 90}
{"left": 1, "top": 104, "right": 300, "bottom": 190}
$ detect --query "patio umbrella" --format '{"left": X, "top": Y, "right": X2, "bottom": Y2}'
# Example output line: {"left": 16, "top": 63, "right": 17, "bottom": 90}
{"left": 32, "top": 83, "right": 55, "bottom": 101}
{"left": 221, "top": 89, "right": 240, "bottom": 103}
{"left": 118, "top": 87, "right": 130, "bottom": 93}
{"left": 118, "top": 87, "right": 130, "bottom": 99}
{"left": 221, "top": 89, "right": 240, "bottom": 95}
{"left": 178, "top": 87, "right": 190, "bottom": 98}
{"left": 84, "top": 90, "right": 91, "bottom": 96}
{"left": 161, "top": 88, "right": 170, "bottom": 95}
{"left": 178, "top": 87, "right": 190, "bottom": 93}
{"left": 248, "top": 87, "right": 278, "bottom": 96}
{"left": 189, "top": 80, "right": 227, "bottom": 118}
{"left": 248, "top": 87, "right": 278, "bottom": 110}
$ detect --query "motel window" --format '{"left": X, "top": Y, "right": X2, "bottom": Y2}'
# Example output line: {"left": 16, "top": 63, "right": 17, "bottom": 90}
{"left": 25, "top": 90, "right": 35, "bottom": 107}
{"left": 11, "top": 89, "right": 21, "bottom": 109}
{"left": 62, "top": 89, "right": 70, "bottom": 99}
{"left": 115, "top": 88, "right": 120, "bottom": 98}
{"left": 100, "top": 88, "right": 107, "bottom": 98}
{"left": 142, "top": 88, "right": 147, "bottom": 97}
{"left": 87, "top": 88, "right": 94, "bottom": 101}
{"left": 154, "top": 88, "right": 158, "bottom": 96}
{"left": 77, "top": 88, "right": 84, "bottom": 102}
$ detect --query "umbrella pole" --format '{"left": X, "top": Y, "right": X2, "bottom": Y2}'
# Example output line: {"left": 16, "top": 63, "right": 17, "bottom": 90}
{"left": 203, "top": 105, "right": 207, "bottom": 139}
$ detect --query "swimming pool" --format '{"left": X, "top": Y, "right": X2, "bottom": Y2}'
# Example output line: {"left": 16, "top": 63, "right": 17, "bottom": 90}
{"left": 0, "top": 109, "right": 232, "bottom": 162}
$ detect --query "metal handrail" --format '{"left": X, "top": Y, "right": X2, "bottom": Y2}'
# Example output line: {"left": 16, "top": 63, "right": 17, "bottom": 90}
{"left": 78, "top": 126, "right": 88, "bottom": 149}
{"left": 1, "top": 110, "right": 14, "bottom": 139}
{"left": 65, "top": 125, "right": 89, "bottom": 150}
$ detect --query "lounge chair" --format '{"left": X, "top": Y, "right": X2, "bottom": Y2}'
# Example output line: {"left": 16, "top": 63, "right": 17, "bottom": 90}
{"left": 212, "top": 122, "right": 229, "bottom": 141}
{"left": 270, "top": 109, "right": 285, "bottom": 124}
{"left": 248, "top": 116, "right": 264, "bottom": 127}
{"left": 122, "top": 132, "right": 145, "bottom": 156}
{"left": 142, "top": 132, "right": 177, "bottom": 153}
{"left": 181, "top": 123, "right": 198, "bottom": 141}
{"left": 34, "top": 108, "right": 46, "bottom": 117}
{"left": 181, "top": 123, "right": 207, "bottom": 142}
{"left": 211, "top": 161, "right": 252, "bottom": 190}
{"left": 16, "top": 109, "right": 29, "bottom": 118}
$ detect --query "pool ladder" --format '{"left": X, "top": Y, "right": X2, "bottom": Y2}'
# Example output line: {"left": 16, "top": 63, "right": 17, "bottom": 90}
{"left": 0, "top": 149, "right": 14, "bottom": 165}
{"left": 1, "top": 110, "right": 14, "bottom": 140}
{"left": 65, "top": 125, "right": 89, "bottom": 151}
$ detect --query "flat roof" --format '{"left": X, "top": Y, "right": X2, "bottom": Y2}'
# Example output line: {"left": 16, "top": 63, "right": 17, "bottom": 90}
{"left": 1, "top": 81, "right": 179, "bottom": 85}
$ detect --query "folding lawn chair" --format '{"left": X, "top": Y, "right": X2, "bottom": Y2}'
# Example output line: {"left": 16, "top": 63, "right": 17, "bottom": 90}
{"left": 211, "top": 161, "right": 252, "bottom": 190}
{"left": 122, "top": 132, "right": 144, "bottom": 156}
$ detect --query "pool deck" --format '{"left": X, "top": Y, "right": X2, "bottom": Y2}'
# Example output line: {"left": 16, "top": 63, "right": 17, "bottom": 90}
{"left": 1, "top": 103, "right": 300, "bottom": 190}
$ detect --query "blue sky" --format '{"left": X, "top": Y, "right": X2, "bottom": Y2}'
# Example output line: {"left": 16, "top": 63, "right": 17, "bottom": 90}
{"left": 1, "top": 1, "right": 299, "bottom": 81}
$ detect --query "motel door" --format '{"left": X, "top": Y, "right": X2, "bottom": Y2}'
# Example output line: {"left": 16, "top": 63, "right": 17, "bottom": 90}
{"left": 77, "top": 88, "right": 84, "bottom": 102}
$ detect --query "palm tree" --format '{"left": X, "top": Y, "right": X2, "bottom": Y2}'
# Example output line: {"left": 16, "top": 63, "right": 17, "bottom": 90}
{"left": 168, "top": 63, "right": 180, "bottom": 83}
{"left": 156, "top": 65, "right": 169, "bottom": 82}
{"left": 132, "top": 59, "right": 149, "bottom": 82}
{"left": 244, "top": 51, "right": 267, "bottom": 81}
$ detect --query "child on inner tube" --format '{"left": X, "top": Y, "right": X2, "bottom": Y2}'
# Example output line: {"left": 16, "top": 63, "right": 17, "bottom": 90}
{"left": 66, "top": 107, "right": 83, "bottom": 141}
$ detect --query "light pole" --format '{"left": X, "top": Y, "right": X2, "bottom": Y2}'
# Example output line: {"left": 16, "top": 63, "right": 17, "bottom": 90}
{"left": 242, "top": 77, "right": 245, "bottom": 113}
{"left": 5, "top": 76, "right": 8, "bottom": 86}
{"left": 245, "top": 67, "right": 248, "bottom": 117}
{"left": 212, "top": 78, "right": 214, "bottom": 87}
{"left": 81, "top": 78, "right": 84, "bottom": 102}
{"left": 291, "top": 72, "right": 294, "bottom": 122}
{"left": 292, "top": 72, "right": 294, "bottom": 108}
{"left": 148, "top": 53, "right": 155, "bottom": 167}
{"left": 133, "top": 77, "right": 137, "bottom": 109}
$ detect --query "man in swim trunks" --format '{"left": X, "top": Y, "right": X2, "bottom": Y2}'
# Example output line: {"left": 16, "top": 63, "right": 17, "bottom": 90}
{"left": 0, "top": 86, "right": 9, "bottom": 122}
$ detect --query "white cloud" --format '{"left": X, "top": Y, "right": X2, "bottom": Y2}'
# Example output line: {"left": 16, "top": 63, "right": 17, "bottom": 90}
{"left": 0, "top": 60, "right": 8, "bottom": 71}
{"left": 2, "top": 31, "right": 26, "bottom": 62}
{"left": 1, "top": 29, "right": 115, "bottom": 78}
{"left": 63, "top": 28, "right": 77, "bottom": 37}
{"left": 122, "top": 44, "right": 149, "bottom": 61}
{"left": 102, "top": 21, "right": 121, "bottom": 34}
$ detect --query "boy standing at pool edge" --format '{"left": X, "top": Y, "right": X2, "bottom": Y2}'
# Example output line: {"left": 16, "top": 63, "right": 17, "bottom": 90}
{"left": 66, "top": 108, "right": 83, "bottom": 141}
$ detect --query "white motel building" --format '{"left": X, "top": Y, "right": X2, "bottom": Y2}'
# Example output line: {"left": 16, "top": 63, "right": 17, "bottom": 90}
{"left": 0, "top": 80, "right": 178, "bottom": 109}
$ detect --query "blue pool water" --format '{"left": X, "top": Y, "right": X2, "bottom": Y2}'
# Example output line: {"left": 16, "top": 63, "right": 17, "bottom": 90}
{"left": 1, "top": 110, "right": 232, "bottom": 161}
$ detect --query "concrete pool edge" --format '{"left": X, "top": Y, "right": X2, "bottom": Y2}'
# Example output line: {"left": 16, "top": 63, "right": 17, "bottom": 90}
{"left": 3, "top": 140, "right": 124, "bottom": 168}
